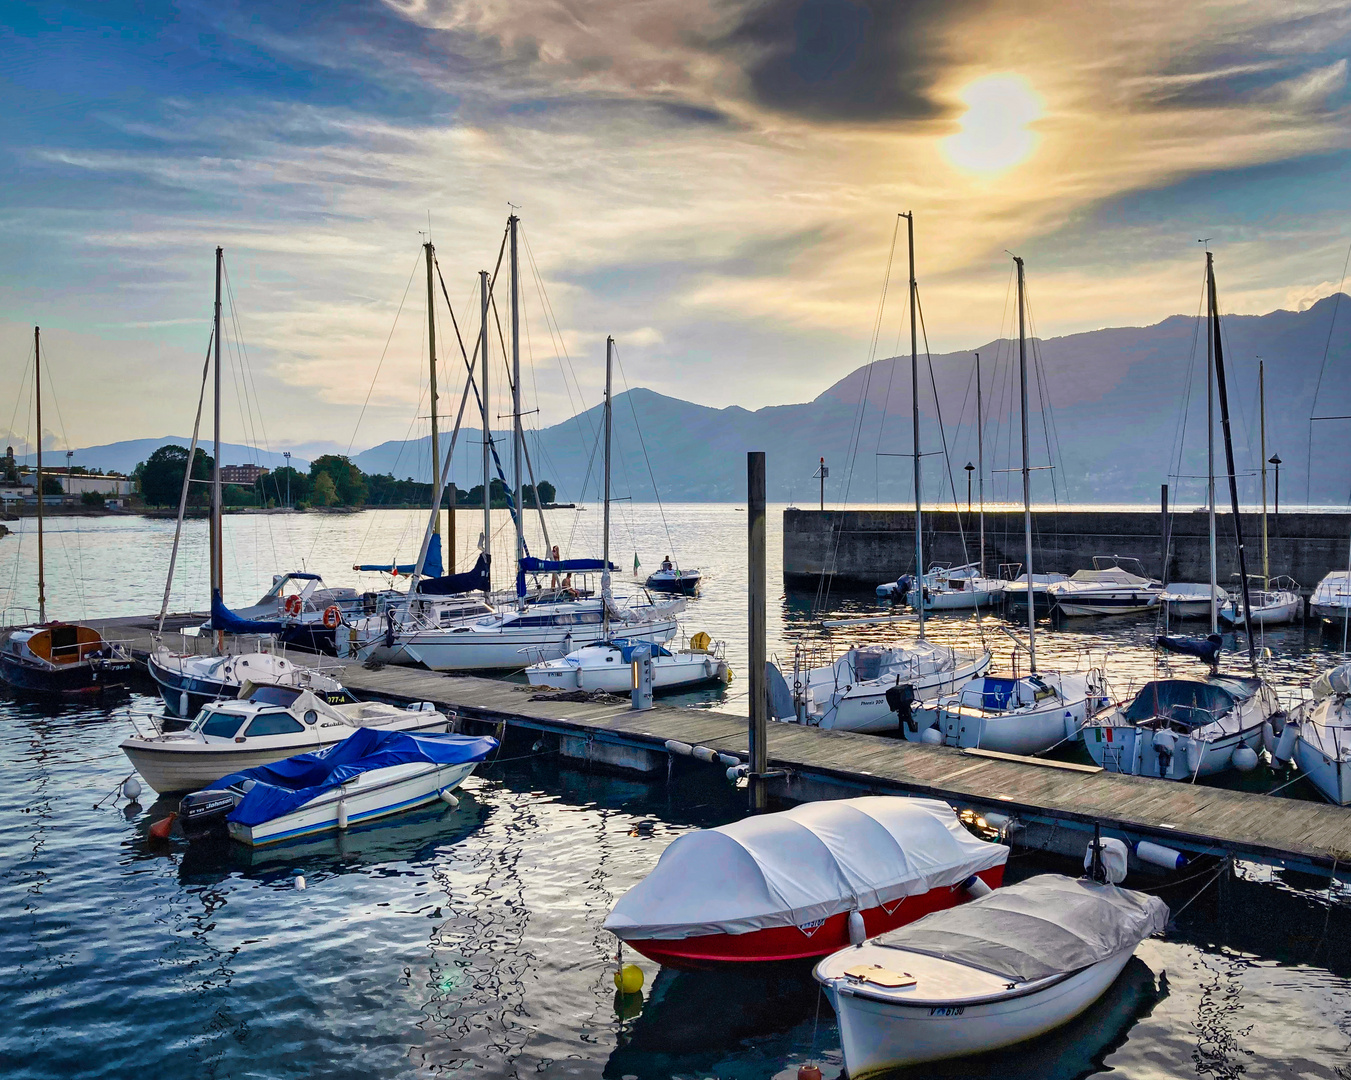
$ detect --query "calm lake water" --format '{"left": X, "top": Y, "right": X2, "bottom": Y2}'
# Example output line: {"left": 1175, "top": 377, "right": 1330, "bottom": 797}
{"left": 2, "top": 506, "right": 1351, "bottom": 1078}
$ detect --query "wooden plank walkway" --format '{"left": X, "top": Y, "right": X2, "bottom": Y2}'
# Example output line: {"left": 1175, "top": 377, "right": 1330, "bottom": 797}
{"left": 340, "top": 664, "right": 1351, "bottom": 876}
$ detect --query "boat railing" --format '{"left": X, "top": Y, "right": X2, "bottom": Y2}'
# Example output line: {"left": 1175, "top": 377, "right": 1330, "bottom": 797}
{"left": 0, "top": 606, "right": 41, "bottom": 629}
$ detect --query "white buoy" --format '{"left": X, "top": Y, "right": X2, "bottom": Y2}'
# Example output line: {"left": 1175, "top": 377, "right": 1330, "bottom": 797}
{"left": 1231, "top": 746, "right": 1259, "bottom": 773}
{"left": 1136, "top": 840, "right": 1187, "bottom": 871}
{"left": 692, "top": 745, "right": 718, "bottom": 763}
{"left": 982, "top": 811, "right": 1022, "bottom": 835}
{"left": 664, "top": 740, "right": 694, "bottom": 756}
{"left": 1273, "top": 723, "right": 1298, "bottom": 769}
{"left": 920, "top": 727, "right": 943, "bottom": 746}
{"left": 295, "top": 875, "right": 306, "bottom": 890}
{"left": 179, "top": 691, "right": 190, "bottom": 718}
{"left": 121, "top": 777, "right": 142, "bottom": 802}
{"left": 438, "top": 788, "right": 459, "bottom": 808}
{"left": 726, "top": 764, "right": 748, "bottom": 782}
{"left": 717, "top": 753, "right": 740, "bottom": 768}
{"left": 336, "top": 798, "right": 348, "bottom": 830}
{"left": 847, "top": 910, "right": 866, "bottom": 946}
{"left": 1185, "top": 739, "right": 1204, "bottom": 777}
{"left": 1084, "top": 837, "right": 1130, "bottom": 883}
{"left": 963, "top": 874, "right": 993, "bottom": 898}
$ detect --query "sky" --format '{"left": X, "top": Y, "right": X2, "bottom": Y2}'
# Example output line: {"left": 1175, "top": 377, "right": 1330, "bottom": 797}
{"left": 2, "top": 0, "right": 1351, "bottom": 461}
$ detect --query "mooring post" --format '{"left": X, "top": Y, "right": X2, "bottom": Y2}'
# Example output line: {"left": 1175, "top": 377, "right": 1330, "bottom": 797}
{"left": 748, "top": 451, "right": 768, "bottom": 812}
{"left": 1160, "top": 483, "right": 1170, "bottom": 586}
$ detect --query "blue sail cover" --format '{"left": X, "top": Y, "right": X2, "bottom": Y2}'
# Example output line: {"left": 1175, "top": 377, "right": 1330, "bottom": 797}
{"left": 354, "top": 533, "right": 444, "bottom": 579}
{"left": 1156, "top": 633, "right": 1223, "bottom": 664}
{"left": 516, "top": 557, "right": 617, "bottom": 597}
{"left": 213, "top": 727, "right": 499, "bottom": 827}
{"left": 417, "top": 552, "right": 491, "bottom": 595}
{"left": 605, "top": 639, "right": 673, "bottom": 661}
{"left": 209, "top": 589, "right": 287, "bottom": 635}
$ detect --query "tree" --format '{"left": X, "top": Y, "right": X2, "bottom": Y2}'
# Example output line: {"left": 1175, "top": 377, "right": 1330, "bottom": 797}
{"left": 309, "top": 454, "right": 367, "bottom": 506}
{"left": 266, "top": 466, "right": 309, "bottom": 506}
{"left": 137, "top": 445, "right": 213, "bottom": 506}
{"left": 537, "top": 480, "right": 556, "bottom": 505}
{"left": 81, "top": 490, "right": 105, "bottom": 508}
{"left": 311, "top": 471, "right": 338, "bottom": 507}
{"left": 41, "top": 476, "right": 63, "bottom": 496}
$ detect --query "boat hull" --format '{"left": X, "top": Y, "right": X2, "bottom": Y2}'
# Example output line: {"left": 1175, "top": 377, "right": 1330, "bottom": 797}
{"left": 1294, "top": 729, "right": 1351, "bottom": 805}
{"left": 227, "top": 760, "right": 478, "bottom": 846}
{"left": 622, "top": 865, "right": 1005, "bottom": 970}
{"left": 806, "top": 651, "right": 992, "bottom": 735}
{"left": 525, "top": 652, "right": 728, "bottom": 693}
{"left": 936, "top": 694, "right": 1099, "bottom": 755}
{"left": 827, "top": 947, "right": 1134, "bottom": 1074}
{"left": 1083, "top": 721, "right": 1263, "bottom": 779}
{"left": 394, "top": 619, "right": 679, "bottom": 672}
{"left": 0, "top": 652, "right": 133, "bottom": 695}
{"left": 1051, "top": 592, "right": 1160, "bottom": 617}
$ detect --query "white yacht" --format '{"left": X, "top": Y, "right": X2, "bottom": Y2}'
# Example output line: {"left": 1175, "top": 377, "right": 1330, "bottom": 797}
{"left": 1311, "top": 571, "right": 1351, "bottom": 625}
{"left": 148, "top": 645, "right": 350, "bottom": 718}
{"left": 525, "top": 633, "right": 728, "bottom": 693}
{"left": 929, "top": 669, "right": 1109, "bottom": 754}
{"left": 1160, "top": 582, "right": 1227, "bottom": 620}
{"left": 1290, "top": 663, "right": 1351, "bottom": 805}
{"left": 905, "top": 563, "right": 1001, "bottom": 612}
{"left": 1219, "top": 579, "right": 1301, "bottom": 627}
{"left": 1047, "top": 557, "right": 1162, "bottom": 617}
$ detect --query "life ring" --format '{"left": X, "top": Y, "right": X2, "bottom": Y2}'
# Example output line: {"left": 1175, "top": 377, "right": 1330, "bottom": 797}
{"left": 283, "top": 594, "right": 303, "bottom": 617}
{"left": 323, "top": 605, "right": 342, "bottom": 629}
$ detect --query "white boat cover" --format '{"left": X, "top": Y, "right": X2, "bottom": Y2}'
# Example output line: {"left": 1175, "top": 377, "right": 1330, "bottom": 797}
{"left": 604, "top": 797, "right": 1007, "bottom": 941}
{"left": 873, "top": 874, "right": 1168, "bottom": 983}
{"left": 1313, "top": 663, "right": 1351, "bottom": 700}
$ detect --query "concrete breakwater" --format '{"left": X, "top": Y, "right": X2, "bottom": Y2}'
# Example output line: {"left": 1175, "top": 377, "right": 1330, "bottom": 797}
{"left": 783, "top": 507, "right": 1351, "bottom": 592}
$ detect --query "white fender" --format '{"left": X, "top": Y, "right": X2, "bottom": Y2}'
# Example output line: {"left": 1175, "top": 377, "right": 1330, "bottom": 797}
{"left": 847, "top": 910, "right": 866, "bottom": 946}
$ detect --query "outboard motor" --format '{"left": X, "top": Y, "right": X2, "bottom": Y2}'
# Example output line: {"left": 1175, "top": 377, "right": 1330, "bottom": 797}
{"left": 178, "top": 788, "right": 244, "bottom": 838}
{"left": 885, "top": 683, "right": 917, "bottom": 732}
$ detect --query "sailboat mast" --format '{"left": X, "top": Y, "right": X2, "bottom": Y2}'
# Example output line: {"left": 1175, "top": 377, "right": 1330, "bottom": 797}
{"left": 1207, "top": 265, "right": 1217, "bottom": 634}
{"left": 1015, "top": 259, "right": 1037, "bottom": 671}
{"left": 603, "top": 336, "right": 614, "bottom": 636}
{"left": 1207, "top": 253, "right": 1257, "bottom": 669}
{"left": 1260, "top": 359, "right": 1268, "bottom": 588}
{"left": 510, "top": 214, "right": 524, "bottom": 606}
{"left": 33, "top": 326, "right": 45, "bottom": 624}
{"left": 426, "top": 242, "right": 442, "bottom": 547}
{"left": 904, "top": 212, "right": 924, "bottom": 640}
{"left": 976, "top": 351, "right": 985, "bottom": 579}
{"left": 479, "top": 269, "right": 492, "bottom": 599}
{"left": 212, "top": 246, "right": 224, "bottom": 652}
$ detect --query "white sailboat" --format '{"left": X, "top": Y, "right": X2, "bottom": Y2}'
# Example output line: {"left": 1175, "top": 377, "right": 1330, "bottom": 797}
{"left": 1290, "top": 663, "right": 1351, "bottom": 804}
{"left": 928, "top": 256, "right": 1109, "bottom": 754}
{"left": 783, "top": 213, "right": 990, "bottom": 733}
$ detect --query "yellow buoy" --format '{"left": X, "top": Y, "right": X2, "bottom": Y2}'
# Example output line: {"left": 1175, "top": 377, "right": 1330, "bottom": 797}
{"left": 613, "top": 963, "right": 645, "bottom": 994}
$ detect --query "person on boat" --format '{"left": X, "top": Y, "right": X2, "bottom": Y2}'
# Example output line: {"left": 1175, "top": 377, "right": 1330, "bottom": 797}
{"left": 550, "top": 545, "right": 562, "bottom": 590}
{"left": 661, "top": 556, "right": 673, "bottom": 572}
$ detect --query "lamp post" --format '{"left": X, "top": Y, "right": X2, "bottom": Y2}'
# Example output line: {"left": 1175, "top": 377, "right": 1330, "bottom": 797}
{"left": 283, "top": 451, "right": 291, "bottom": 508}
{"left": 964, "top": 462, "right": 974, "bottom": 516}
{"left": 65, "top": 450, "right": 73, "bottom": 497}
{"left": 1269, "top": 454, "right": 1281, "bottom": 526}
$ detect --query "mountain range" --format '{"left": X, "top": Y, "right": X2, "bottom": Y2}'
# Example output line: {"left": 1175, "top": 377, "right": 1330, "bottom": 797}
{"left": 33, "top": 296, "right": 1351, "bottom": 505}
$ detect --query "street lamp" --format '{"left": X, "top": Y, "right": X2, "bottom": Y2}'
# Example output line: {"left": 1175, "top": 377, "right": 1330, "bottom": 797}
{"left": 283, "top": 451, "right": 292, "bottom": 508}
{"left": 964, "top": 462, "right": 975, "bottom": 515}
{"left": 1269, "top": 454, "right": 1281, "bottom": 525}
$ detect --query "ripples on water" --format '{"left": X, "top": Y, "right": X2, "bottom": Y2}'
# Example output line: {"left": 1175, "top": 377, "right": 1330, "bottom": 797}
{"left": 3, "top": 508, "right": 1351, "bottom": 1076}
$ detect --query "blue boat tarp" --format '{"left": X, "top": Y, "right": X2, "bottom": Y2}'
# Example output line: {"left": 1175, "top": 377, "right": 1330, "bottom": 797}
{"left": 603, "top": 639, "right": 673, "bottom": 662}
{"left": 516, "top": 556, "right": 617, "bottom": 597}
{"left": 209, "top": 589, "right": 287, "bottom": 635}
{"left": 213, "top": 727, "right": 499, "bottom": 827}
{"left": 355, "top": 533, "right": 443, "bottom": 580}
{"left": 1156, "top": 633, "right": 1223, "bottom": 664}
{"left": 417, "top": 552, "right": 491, "bottom": 595}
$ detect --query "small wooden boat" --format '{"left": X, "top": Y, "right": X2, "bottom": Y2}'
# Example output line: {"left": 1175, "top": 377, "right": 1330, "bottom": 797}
{"left": 0, "top": 623, "right": 133, "bottom": 695}
{"left": 525, "top": 635, "right": 729, "bottom": 693}
{"left": 178, "top": 726, "right": 498, "bottom": 846}
{"left": 814, "top": 874, "right": 1167, "bottom": 1073}
{"left": 604, "top": 797, "right": 1007, "bottom": 969}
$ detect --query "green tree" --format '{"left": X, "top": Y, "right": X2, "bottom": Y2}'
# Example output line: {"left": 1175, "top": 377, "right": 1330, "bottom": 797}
{"left": 537, "top": 480, "right": 556, "bottom": 505}
{"left": 311, "top": 471, "right": 338, "bottom": 507}
{"left": 309, "top": 454, "right": 367, "bottom": 506}
{"left": 137, "top": 445, "right": 213, "bottom": 506}
{"left": 40, "top": 476, "right": 63, "bottom": 496}
{"left": 267, "top": 466, "right": 309, "bottom": 506}
{"left": 81, "top": 490, "right": 106, "bottom": 508}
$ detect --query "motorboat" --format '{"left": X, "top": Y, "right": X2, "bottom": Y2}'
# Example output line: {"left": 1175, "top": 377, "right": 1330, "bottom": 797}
{"left": 204, "top": 572, "right": 369, "bottom": 655}
{"left": 0, "top": 623, "right": 134, "bottom": 695}
{"left": 1046, "top": 557, "right": 1162, "bottom": 617}
{"left": 927, "top": 669, "right": 1110, "bottom": 755}
{"left": 604, "top": 797, "right": 1007, "bottom": 969}
{"left": 905, "top": 563, "right": 1001, "bottom": 613}
{"left": 814, "top": 873, "right": 1167, "bottom": 1072}
{"left": 1289, "top": 663, "right": 1351, "bottom": 805}
{"left": 645, "top": 565, "right": 702, "bottom": 595}
{"left": 999, "top": 569, "right": 1069, "bottom": 618}
{"left": 1310, "top": 571, "right": 1351, "bottom": 625}
{"left": 147, "top": 645, "right": 353, "bottom": 718}
{"left": 1159, "top": 582, "right": 1226, "bottom": 621}
{"left": 120, "top": 683, "right": 453, "bottom": 794}
{"left": 1219, "top": 580, "right": 1301, "bottom": 627}
{"left": 784, "top": 641, "right": 992, "bottom": 734}
{"left": 177, "top": 726, "right": 497, "bottom": 846}
{"left": 1081, "top": 675, "right": 1277, "bottom": 779}
{"left": 524, "top": 634, "right": 728, "bottom": 693}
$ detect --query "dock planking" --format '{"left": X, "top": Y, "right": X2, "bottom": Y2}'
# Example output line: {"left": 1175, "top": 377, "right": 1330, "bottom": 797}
{"left": 63, "top": 614, "right": 1351, "bottom": 878}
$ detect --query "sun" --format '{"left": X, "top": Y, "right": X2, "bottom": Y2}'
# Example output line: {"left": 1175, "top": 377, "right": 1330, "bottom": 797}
{"left": 943, "top": 74, "right": 1043, "bottom": 175}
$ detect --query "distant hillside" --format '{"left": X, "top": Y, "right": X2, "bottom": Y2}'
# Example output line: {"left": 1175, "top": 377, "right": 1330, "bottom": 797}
{"left": 16, "top": 438, "right": 309, "bottom": 476}
{"left": 349, "top": 295, "right": 1351, "bottom": 506}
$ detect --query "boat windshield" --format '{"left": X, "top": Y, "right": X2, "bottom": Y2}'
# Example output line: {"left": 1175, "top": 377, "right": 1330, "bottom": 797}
{"left": 198, "top": 711, "right": 249, "bottom": 739}
{"left": 247, "top": 685, "right": 303, "bottom": 707}
{"left": 1124, "top": 680, "right": 1236, "bottom": 727}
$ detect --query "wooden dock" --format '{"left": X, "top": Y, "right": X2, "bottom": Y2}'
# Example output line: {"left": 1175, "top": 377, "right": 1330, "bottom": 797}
{"left": 74, "top": 613, "right": 1351, "bottom": 880}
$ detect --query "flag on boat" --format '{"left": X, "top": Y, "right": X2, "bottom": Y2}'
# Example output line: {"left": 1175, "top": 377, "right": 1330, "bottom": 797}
{"left": 634, "top": 552, "right": 641, "bottom": 575}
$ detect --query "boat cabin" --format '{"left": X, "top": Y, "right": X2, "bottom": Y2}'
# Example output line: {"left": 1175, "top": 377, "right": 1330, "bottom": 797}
{"left": 19, "top": 624, "right": 112, "bottom": 665}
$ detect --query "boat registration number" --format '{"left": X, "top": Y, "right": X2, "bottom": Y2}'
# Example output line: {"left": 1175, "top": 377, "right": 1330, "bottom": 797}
{"left": 929, "top": 1006, "right": 965, "bottom": 1017}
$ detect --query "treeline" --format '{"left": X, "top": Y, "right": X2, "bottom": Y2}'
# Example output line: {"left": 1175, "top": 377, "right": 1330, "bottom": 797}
{"left": 134, "top": 446, "right": 556, "bottom": 510}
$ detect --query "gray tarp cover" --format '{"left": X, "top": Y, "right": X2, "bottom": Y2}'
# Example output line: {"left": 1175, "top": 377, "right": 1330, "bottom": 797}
{"left": 874, "top": 874, "right": 1168, "bottom": 983}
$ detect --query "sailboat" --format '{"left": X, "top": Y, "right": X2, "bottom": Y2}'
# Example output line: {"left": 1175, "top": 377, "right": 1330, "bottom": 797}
{"left": 1219, "top": 360, "right": 1300, "bottom": 626}
{"left": 358, "top": 216, "right": 681, "bottom": 672}
{"left": 783, "top": 213, "right": 990, "bottom": 733}
{"left": 0, "top": 327, "right": 134, "bottom": 695}
{"left": 1289, "top": 662, "right": 1351, "bottom": 804}
{"left": 927, "top": 258, "right": 1109, "bottom": 755}
{"left": 525, "top": 338, "right": 729, "bottom": 693}
{"left": 1083, "top": 252, "right": 1278, "bottom": 778}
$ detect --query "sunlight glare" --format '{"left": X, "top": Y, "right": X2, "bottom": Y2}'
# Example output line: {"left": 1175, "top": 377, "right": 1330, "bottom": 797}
{"left": 943, "top": 75, "right": 1043, "bottom": 175}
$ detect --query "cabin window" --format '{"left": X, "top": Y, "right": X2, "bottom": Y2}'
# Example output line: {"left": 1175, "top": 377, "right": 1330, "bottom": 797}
{"left": 200, "top": 712, "right": 246, "bottom": 739}
{"left": 245, "top": 712, "right": 307, "bottom": 737}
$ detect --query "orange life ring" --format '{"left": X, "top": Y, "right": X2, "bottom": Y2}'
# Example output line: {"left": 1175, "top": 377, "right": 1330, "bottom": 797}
{"left": 322, "top": 605, "right": 342, "bottom": 629}
{"left": 283, "top": 594, "right": 303, "bottom": 617}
